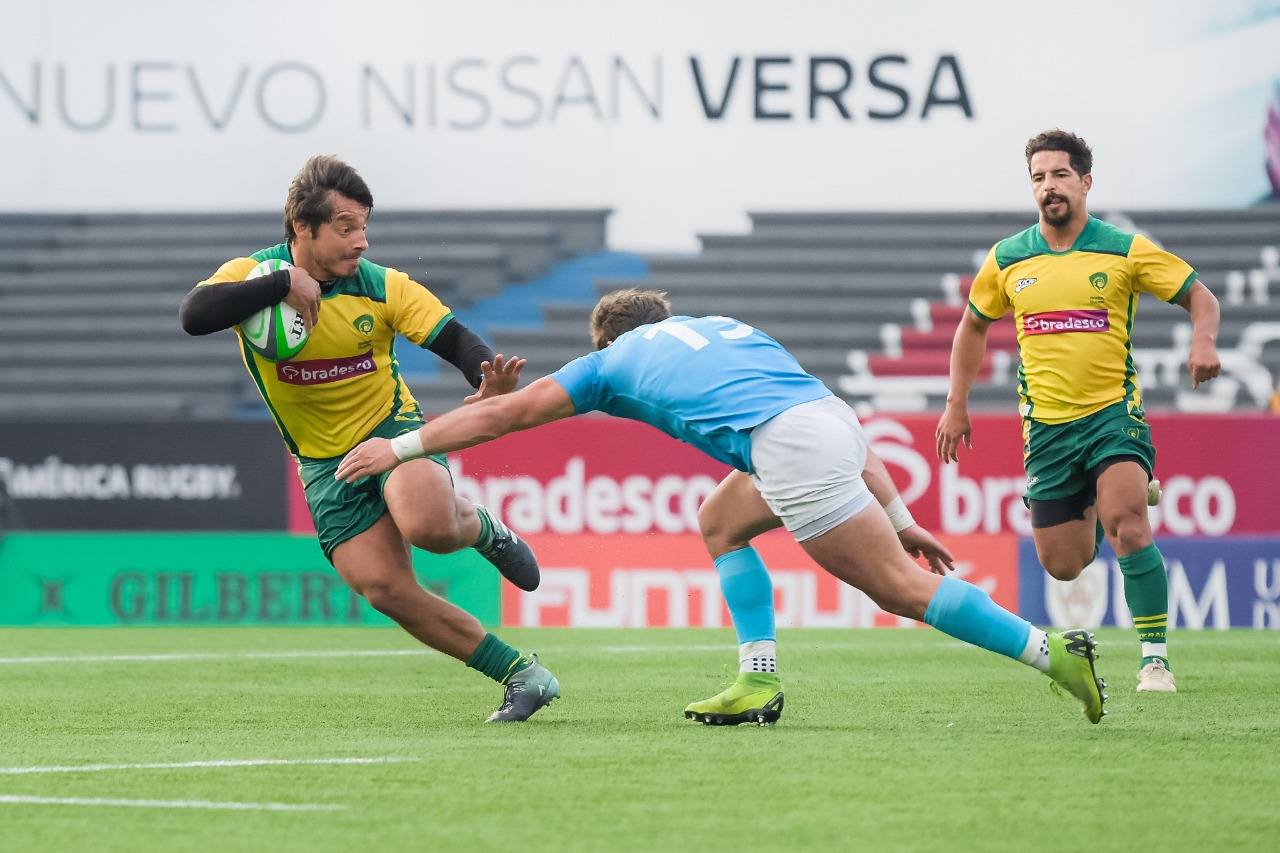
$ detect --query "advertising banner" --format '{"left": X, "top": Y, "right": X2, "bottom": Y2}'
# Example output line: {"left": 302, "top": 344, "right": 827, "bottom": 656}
{"left": 284, "top": 412, "right": 1278, "bottom": 539}
{"left": 4, "top": 2, "right": 1278, "bottom": 249}
{"left": 0, "top": 421, "right": 289, "bottom": 531}
{"left": 286, "top": 416, "right": 730, "bottom": 537}
{"left": 856, "top": 412, "right": 1280, "bottom": 538}
{"left": 0, "top": 532, "right": 500, "bottom": 626}
{"left": 499, "top": 531, "right": 1017, "bottom": 628}
{"left": 1018, "top": 537, "right": 1280, "bottom": 630}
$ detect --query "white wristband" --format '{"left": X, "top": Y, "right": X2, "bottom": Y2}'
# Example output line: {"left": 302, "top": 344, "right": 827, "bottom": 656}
{"left": 884, "top": 496, "right": 915, "bottom": 533}
{"left": 390, "top": 431, "right": 425, "bottom": 462}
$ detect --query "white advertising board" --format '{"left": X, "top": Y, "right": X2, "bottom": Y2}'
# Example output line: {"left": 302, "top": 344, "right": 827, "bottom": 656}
{"left": 3, "top": 1, "right": 1278, "bottom": 249}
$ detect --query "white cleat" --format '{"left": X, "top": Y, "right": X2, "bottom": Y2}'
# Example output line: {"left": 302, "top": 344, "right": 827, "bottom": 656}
{"left": 1147, "top": 479, "right": 1162, "bottom": 507}
{"left": 1136, "top": 659, "right": 1177, "bottom": 693}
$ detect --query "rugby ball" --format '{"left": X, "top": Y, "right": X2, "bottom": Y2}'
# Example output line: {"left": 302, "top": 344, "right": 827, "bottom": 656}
{"left": 239, "top": 259, "right": 309, "bottom": 362}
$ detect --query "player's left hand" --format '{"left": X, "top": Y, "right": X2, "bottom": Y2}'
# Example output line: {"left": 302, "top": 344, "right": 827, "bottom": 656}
{"left": 897, "top": 525, "right": 956, "bottom": 576}
{"left": 1187, "top": 340, "right": 1221, "bottom": 389}
{"left": 334, "top": 437, "right": 399, "bottom": 483}
{"left": 465, "top": 354, "right": 526, "bottom": 403}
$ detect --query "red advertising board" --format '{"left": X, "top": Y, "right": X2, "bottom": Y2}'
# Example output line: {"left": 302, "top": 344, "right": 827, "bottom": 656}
{"left": 287, "top": 412, "right": 1280, "bottom": 538}
{"left": 499, "top": 532, "right": 1018, "bottom": 628}
{"left": 856, "top": 411, "right": 1279, "bottom": 537}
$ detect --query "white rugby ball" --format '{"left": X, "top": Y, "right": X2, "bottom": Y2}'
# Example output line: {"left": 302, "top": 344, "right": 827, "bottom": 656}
{"left": 239, "top": 259, "right": 309, "bottom": 362}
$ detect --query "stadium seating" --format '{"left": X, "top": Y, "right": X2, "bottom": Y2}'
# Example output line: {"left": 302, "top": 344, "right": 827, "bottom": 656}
{"left": 476, "top": 208, "right": 1280, "bottom": 415}
{"left": 0, "top": 210, "right": 609, "bottom": 420}
{"left": 2, "top": 207, "right": 1275, "bottom": 421}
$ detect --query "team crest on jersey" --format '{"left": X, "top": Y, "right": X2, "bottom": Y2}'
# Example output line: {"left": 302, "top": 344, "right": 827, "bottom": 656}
{"left": 1089, "top": 272, "right": 1108, "bottom": 291}
{"left": 1014, "top": 278, "right": 1038, "bottom": 293}
{"left": 353, "top": 314, "right": 375, "bottom": 334}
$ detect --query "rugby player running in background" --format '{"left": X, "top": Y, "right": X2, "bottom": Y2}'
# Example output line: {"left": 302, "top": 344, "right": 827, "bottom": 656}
{"left": 180, "top": 155, "right": 558, "bottom": 723}
{"left": 936, "top": 129, "right": 1221, "bottom": 694}
{"left": 337, "top": 288, "right": 1111, "bottom": 727}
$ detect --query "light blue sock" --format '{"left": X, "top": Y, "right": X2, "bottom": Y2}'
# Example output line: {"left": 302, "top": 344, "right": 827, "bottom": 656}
{"left": 714, "top": 547, "right": 775, "bottom": 644}
{"left": 923, "top": 575, "right": 1032, "bottom": 661}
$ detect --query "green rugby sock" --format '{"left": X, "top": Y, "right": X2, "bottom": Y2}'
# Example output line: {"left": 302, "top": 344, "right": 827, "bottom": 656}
{"left": 465, "top": 632, "right": 528, "bottom": 684}
{"left": 1118, "top": 543, "right": 1170, "bottom": 668}
{"left": 1091, "top": 517, "right": 1105, "bottom": 562}
{"left": 473, "top": 505, "right": 496, "bottom": 550}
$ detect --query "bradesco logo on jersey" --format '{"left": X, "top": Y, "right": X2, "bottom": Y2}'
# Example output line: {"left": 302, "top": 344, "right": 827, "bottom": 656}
{"left": 276, "top": 353, "right": 376, "bottom": 385}
{"left": 1022, "top": 308, "right": 1109, "bottom": 335}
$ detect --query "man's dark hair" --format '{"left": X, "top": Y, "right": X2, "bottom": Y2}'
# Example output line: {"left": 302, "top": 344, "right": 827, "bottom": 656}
{"left": 284, "top": 155, "right": 375, "bottom": 242}
{"left": 1025, "top": 129, "right": 1093, "bottom": 177}
{"left": 589, "top": 288, "right": 673, "bottom": 350}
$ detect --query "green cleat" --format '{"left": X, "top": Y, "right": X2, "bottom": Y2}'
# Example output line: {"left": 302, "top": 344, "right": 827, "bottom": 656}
{"left": 1047, "top": 629, "right": 1107, "bottom": 724}
{"left": 684, "top": 672, "right": 784, "bottom": 726}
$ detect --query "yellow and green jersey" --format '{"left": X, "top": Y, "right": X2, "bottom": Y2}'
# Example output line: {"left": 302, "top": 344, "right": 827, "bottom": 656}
{"left": 968, "top": 216, "right": 1197, "bottom": 424}
{"left": 198, "top": 244, "right": 452, "bottom": 459}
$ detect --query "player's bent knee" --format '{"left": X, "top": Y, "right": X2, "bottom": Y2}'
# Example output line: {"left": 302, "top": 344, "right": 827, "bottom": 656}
{"left": 873, "top": 596, "right": 928, "bottom": 621}
{"left": 409, "top": 532, "right": 464, "bottom": 555}
{"left": 397, "top": 518, "right": 465, "bottom": 555}
{"left": 864, "top": 567, "right": 933, "bottom": 621}
{"left": 359, "top": 579, "right": 412, "bottom": 618}
{"left": 1041, "top": 559, "right": 1087, "bottom": 581}
{"left": 1107, "top": 516, "right": 1151, "bottom": 555}
{"left": 697, "top": 512, "right": 739, "bottom": 555}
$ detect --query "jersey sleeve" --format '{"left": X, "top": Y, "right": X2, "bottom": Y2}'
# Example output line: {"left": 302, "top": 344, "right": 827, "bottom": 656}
{"left": 1130, "top": 234, "right": 1198, "bottom": 303}
{"left": 198, "top": 257, "right": 260, "bottom": 286}
{"left": 966, "top": 247, "right": 1009, "bottom": 321}
{"left": 384, "top": 270, "right": 454, "bottom": 345}
{"left": 549, "top": 351, "right": 607, "bottom": 414}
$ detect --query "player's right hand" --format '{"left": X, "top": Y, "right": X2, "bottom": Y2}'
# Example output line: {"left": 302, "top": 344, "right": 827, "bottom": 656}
{"left": 284, "top": 267, "right": 322, "bottom": 332}
{"left": 935, "top": 405, "right": 973, "bottom": 463}
{"left": 335, "top": 437, "right": 399, "bottom": 483}
{"left": 897, "top": 525, "right": 955, "bottom": 576}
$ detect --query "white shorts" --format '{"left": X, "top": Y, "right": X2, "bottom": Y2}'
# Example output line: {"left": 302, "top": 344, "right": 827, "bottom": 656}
{"left": 748, "top": 395, "right": 875, "bottom": 542}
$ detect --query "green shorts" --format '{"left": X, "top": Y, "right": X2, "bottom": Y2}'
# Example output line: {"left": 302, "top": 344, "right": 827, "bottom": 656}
{"left": 297, "top": 414, "right": 449, "bottom": 562}
{"left": 1023, "top": 401, "right": 1156, "bottom": 506}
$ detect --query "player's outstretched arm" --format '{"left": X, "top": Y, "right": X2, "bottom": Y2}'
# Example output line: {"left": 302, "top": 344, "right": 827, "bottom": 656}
{"left": 334, "top": 377, "right": 576, "bottom": 483}
{"left": 1179, "top": 281, "right": 1221, "bottom": 388}
{"left": 936, "top": 310, "right": 991, "bottom": 462}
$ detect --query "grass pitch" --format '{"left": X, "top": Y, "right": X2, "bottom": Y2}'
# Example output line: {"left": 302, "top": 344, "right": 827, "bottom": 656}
{"left": 1, "top": 626, "right": 1277, "bottom": 852}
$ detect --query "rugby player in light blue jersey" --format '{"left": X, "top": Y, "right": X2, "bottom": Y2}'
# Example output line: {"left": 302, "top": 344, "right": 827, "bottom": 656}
{"left": 337, "top": 289, "right": 1109, "bottom": 726}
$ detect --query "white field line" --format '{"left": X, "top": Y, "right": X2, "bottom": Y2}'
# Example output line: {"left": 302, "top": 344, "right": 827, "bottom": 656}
{"left": 0, "top": 757, "right": 421, "bottom": 776}
{"left": 0, "top": 643, "right": 885, "bottom": 666}
{"left": 0, "top": 650, "right": 431, "bottom": 665}
{"left": 0, "top": 795, "right": 344, "bottom": 811}
{"left": 0, "top": 641, "right": 929, "bottom": 668}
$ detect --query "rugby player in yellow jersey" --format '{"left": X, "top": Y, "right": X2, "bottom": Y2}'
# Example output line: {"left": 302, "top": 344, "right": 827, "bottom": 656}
{"left": 179, "top": 155, "right": 558, "bottom": 722}
{"left": 936, "top": 129, "right": 1222, "bottom": 694}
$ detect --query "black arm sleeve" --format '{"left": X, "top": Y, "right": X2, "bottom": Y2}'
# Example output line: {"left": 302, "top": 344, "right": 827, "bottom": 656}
{"left": 178, "top": 269, "right": 292, "bottom": 336}
{"left": 426, "top": 318, "right": 496, "bottom": 389}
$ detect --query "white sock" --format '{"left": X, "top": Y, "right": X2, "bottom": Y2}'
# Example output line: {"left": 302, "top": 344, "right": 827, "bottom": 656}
{"left": 1019, "top": 628, "right": 1050, "bottom": 673}
{"left": 739, "top": 640, "right": 777, "bottom": 674}
{"left": 1142, "top": 642, "right": 1168, "bottom": 661}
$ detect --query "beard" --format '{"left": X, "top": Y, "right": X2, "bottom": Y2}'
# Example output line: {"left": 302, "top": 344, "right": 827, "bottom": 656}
{"left": 1041, "top": 196, "right": 1073, "bottom": 227}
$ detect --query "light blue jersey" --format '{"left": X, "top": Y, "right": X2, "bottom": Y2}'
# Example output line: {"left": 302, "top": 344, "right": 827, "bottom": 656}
{"left": 550, "top": 315, "right": 832, "bottom": 471}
